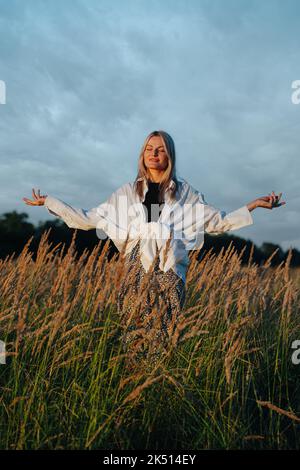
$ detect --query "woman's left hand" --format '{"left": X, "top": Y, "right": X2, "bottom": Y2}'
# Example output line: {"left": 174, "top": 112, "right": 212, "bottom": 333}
{"left": 247, "top": 191, "right": 286, "bottom": 211}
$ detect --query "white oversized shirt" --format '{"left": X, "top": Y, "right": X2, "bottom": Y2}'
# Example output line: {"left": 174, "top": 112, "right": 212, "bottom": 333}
{"left": 44, "top": 176, "right": 254, "bottom": 283}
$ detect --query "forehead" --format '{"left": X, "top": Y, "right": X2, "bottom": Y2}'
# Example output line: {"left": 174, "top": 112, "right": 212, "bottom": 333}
{"left": 146, "top": 135, "right": 164, "bottom": 147}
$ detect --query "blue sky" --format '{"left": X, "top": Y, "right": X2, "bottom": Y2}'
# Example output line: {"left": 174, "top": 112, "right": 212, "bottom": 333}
{"left": 0, "top": 0, "right": 299, "bottom": 250}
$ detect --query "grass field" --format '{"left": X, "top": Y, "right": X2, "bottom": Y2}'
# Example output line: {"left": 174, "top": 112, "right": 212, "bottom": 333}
{"left": 0, "top": 230, "right": 299, "bottom": 450}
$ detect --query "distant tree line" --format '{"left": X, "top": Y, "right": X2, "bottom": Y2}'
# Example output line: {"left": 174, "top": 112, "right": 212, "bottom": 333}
{"left": 1, "top": 210, "right": 299, "bottom": 267}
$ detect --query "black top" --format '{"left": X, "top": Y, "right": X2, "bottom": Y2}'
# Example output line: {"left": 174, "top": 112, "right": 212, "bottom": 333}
{"left": 142, "top": 182, "right": 165, "bottom": 222}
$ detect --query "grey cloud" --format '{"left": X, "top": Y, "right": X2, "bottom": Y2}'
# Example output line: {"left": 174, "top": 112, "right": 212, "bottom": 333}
{"left": 0, "top": 0, "right": 299, "bottom": 250}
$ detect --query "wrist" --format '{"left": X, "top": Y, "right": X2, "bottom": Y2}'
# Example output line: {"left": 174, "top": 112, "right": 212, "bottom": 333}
{"left": 247, "top": 201, "right": 257, "bottom": 212}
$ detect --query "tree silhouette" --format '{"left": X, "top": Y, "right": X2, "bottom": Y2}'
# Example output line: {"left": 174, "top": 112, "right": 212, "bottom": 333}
{"left": 260, "top": 242, "right": 285, "bottom": 265}
{"left": 0, "top": 211, "right": 35, "bottom": 259}
{"left": 0, "top": 210, "right": 299, "bottom": 267}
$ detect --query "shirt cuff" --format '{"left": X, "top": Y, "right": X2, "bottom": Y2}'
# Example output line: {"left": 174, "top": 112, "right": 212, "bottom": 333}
{"left": 44, "top": 195, "right": 61, "bottom": 218}
{"left": 227, "top": 205, "right": 254, "bottom": 229}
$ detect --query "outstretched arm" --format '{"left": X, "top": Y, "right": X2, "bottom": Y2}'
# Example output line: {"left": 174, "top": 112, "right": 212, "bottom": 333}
{"left": 22, "top": 184, "right": 140, "bottom": 256}
{"left": 202, "top": 190, "right": 286, "bottom": 235}
{"left": 22, "top": 186, "right": 133, "bottom": 254}
{"left": 202, "top": 198, "right": 254, "bottom": 235}
{"left": 43, "top": 195, "right": 104, "bottom": 230}
{"left": 22, "top": 188, "right": 111, "bottom": 231}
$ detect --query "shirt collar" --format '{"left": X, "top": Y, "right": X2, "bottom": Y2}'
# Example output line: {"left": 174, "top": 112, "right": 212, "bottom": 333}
{"left": 136, "top": 176, "right": 176, "bottom": 192}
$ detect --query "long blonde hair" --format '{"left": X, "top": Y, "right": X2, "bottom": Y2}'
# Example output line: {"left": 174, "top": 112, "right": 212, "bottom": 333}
{"left": 133, "top": 130, "right": 179, "bottom": 203}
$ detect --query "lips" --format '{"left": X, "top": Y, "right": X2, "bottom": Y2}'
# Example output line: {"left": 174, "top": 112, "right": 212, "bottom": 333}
{"left": 150, "top": 158, "right": 159, "bottom": 162}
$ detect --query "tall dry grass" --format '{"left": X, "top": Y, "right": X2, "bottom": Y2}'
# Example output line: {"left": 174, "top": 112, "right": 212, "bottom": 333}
{"left": 0, "top": 229, "right": 300, "bottom": 449}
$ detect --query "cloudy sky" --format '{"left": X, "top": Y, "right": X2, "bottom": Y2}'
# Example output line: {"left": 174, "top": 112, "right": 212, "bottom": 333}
{"left": 0, "top": 0, "right": 299, "bottom": 250}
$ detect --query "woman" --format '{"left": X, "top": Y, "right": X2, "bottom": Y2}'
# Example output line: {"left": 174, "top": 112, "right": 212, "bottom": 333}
{"left": 22, "top": 130, "right": 286, "bottom": 367}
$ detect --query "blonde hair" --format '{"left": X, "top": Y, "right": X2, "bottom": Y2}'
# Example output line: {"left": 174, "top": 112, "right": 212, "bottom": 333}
{"left": 133, "top": 130, "right": 179, "bottom": 202}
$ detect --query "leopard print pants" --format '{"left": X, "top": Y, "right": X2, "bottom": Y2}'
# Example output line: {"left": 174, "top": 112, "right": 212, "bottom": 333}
{"left": 117, "top": 239, "right": 186, "bottom": 370}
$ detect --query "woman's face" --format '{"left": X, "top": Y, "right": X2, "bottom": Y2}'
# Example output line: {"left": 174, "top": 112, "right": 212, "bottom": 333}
{"left": 143, "top": 135, "right": 169, "bottom": 172}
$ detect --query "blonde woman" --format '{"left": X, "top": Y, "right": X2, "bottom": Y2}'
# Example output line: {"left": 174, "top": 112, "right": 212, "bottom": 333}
{"left": 22, "top": 130, "right": 286, "bottom": 367}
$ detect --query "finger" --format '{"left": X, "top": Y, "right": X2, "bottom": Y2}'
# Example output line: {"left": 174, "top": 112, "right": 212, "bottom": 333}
{"left": 32, "top": 188, "right": 38, "bottom": 199}
{"left": 258, "top": 197, "right": 272, "bottom": 205}
{"left": 273, "top": 193, "right": 283, "bottom": 205}
{"left": 24, "top": 200, "right": 37, "bottom": 205}
{"left": 259, "top": 200, "right": 273, "bottom": 209}
{"left": 37, "top": 189, "right": 41, "bottom": 198}
{"left": 273, "top": 200, "right": 286, "bottom": 208}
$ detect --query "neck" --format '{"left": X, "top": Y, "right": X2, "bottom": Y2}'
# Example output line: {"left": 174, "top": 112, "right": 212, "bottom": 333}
{"left": 147, "top": 169, "right": 164, "bottom": 183}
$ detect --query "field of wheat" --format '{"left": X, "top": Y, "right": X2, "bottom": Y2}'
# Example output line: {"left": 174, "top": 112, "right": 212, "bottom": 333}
{"left": 0, "top": 229, "right": 299, "bottom": 450}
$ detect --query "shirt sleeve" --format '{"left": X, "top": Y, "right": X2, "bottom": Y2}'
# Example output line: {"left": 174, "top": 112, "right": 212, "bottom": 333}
{"left": 44, "top": 195, "right": 103, "bottom": 230}
{"left": 44, "top": 185, "right": 127, "bottom": 232}
{"left": 200, "top": 193, "right": 254, "bottom": 235}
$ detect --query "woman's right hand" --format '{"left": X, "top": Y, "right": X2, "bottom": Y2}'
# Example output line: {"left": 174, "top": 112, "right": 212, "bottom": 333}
{"left": 22, "top": 188, "right": 48, "bottom": 206}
